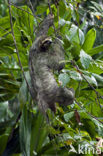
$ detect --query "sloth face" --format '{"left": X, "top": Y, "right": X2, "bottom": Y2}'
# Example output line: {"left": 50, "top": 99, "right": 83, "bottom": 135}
{"left": 40, "top": 37, "right": 52, "bottom": 51}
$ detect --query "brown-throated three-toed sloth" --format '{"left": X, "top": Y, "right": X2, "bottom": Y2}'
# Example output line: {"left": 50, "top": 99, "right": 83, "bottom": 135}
{"left": 29, "top": 15, "right": 74, "bottom": 114}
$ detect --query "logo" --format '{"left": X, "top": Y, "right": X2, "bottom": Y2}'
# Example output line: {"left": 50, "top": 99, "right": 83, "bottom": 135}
{"left": 69, "top": 144, "right": 102, "bottom": 154}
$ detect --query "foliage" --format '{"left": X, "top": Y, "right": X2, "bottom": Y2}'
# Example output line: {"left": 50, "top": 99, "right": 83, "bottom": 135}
{"left": 0, "top": 0, "right": 103, "bottom": 156}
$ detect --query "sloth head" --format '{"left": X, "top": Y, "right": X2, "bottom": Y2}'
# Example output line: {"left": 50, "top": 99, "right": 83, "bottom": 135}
{"left": 40, "top": 37, "right": 52, "bottom": 51}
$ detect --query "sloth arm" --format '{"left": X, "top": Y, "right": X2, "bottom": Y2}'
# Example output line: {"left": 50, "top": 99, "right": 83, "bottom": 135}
{"left": 36, "top": 64, "right": 74, "bottom": 105}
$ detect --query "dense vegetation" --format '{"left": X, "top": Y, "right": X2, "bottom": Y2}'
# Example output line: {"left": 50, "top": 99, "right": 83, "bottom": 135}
{"left": 0, "top": 0, "right": 103, "bottom": 155}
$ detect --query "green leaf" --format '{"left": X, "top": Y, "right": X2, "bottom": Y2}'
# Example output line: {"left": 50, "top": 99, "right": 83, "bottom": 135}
{"left": 80, "top": 111, "right": 97, "bottom": 138}
{"left": 30, "top": 112, "right": 48, "bottom": 155}
{"left": 0, "top": 79, "right": 20, "bottom": 92}
{"left": 36, "top": 4, "right": 48, "bottom": 14}
{"left": 88, "top": 101, "right": 103, "bottom": 117}
{"left": 0, "top": 16, "right": 10, "bottom": 37}
{"left": 70, "top": 71, "right": 82, "bottom": 81}
{"left": 58, "top": 73, "right": 70, "bottom": 87}
{"left": 12, "top": 6, "right": 34, "bottom": 36}
{"left": 19, "top": 72, "right": 31, "bottom": 106}
{"left": 87, "top": 44, "right": 103, "bottom": 55}
{"left": 0, "top": 34, "right": 14, "bottom": 56}
{"left": 20, "top": 106, "right": 48, "bottom": 156}
{"left": 0, "top": 128, "right": 11, "bottom": 155}
{"left": 84, "top": 75, "right": 97, "bottom": 86}
{"left": 0, "top": 75, "right": 20, "bottom": 102}
{"left": 10, "top": 6, "right": 34, "bottom": 66}
{"left": 91, "top": 119, "right": 103, "bottom": 136}
{"left": 69, "top": 42, "right": 81, "bottom": 59}
{"left": 59, "top": 19, "right": 70, "bottom": 26}
{"left": 88, "top": 61, "right": 103, "bottom": 74}
{"left": 79, "top": 28, "right": 85, "bottom": 45}
{"left": 92, "top": 73, "right": 103, "bottom": 84}
{"left": 80, "top": 49, "right": 92, "bottom": 69}
{"left": 82, "top": 29, "right": 96, "bottom": 51}
{"left": 0, "top": 93, "right": 16, "bottom": 102}
{"left": 19, "top": 106, "right": 31, "bottom": 156}
{"left": 64, "top": 111, "right": 74, "bottom": 122}
{"left": 0, "top": 115, "right": 19, "bottom": 132}
{"left": 66, "top": 24, "right": 84, "bottom": 45}
{"left": 59, "top": 0, "right": 66, "bottom": 18}
{"left": 60, "top": 20, "right": 84, "bottom": 46}
{"left": 91, "top": 1, "right": 103, "bottom": 12}
{"left": 0, "top": 102, "right": 9, "bottom": 122}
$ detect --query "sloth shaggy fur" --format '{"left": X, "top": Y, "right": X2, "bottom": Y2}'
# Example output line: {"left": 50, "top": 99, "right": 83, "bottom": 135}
{"left": 29, "top": 15, "right": 74, "bottom": 114}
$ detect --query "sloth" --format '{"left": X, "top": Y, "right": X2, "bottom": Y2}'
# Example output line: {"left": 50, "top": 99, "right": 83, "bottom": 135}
{"left": 29, "top": 15, "right": 74, "bottom": 114}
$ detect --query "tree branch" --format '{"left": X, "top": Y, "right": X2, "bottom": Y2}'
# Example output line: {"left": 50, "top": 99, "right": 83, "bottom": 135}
{"left": 48, "top": 0, "right": 57, "bottom": 35}
{"left": 27, "top": 0, "right": 39, "bottom": 27}
{"left": 8, "top": 0, "right": 34, "bottom": 100}
{"left": 71, "top": 60, "right": 103, "bottom": 111}
{"left": 9, "top": 2, "right": 34, "bottom": 17}
{"left": 75, "top": 99, "right": 103, "bottom": 124}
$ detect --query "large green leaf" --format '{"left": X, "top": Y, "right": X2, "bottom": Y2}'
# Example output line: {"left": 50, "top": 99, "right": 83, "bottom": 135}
{"left": 66, "top": 24, "right": 84, "bottom": 45}
{"left": 92, "top": 73, "right": 103, "bottom": 86}
{"left": 19, "top": 106, "right": 48, "bottom": 156}
{"left": 87, "top": 44, "right": 103, "bottom": 55}
{"left": 59, "top": 0, "right": 66, "bottom": 18}
{"left": 64, "top": 111, "right": 74, "bottom": 122}
{"left": 19, "top": 72, "right": 31, "bottom": 106}
{"left": 19, "top": 106, "right": 32, "bottom": 156}
{"left": 80, "top": 49, "right": 92, "bottom": 69}
{"left": 83, "top": 75, "right": 97, "bottom": 86}
{"left": 88, "top": 61, "right": 103, "bottom": 74}
{"left": 69, "top": 71, "right": 82, "bottom": 81}
{"left": 30, "top": 112, "right": 48, "bottom": 156}
{"left": 58, "top": 73, "right": 70, "bottom": 87}
{"left": 82, "top": 29, "right": 96, "bottom": 52}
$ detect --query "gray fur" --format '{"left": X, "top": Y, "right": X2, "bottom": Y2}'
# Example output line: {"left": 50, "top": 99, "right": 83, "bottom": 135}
{"left": 29, "top": 36, "right": 74, "bottom": 114}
